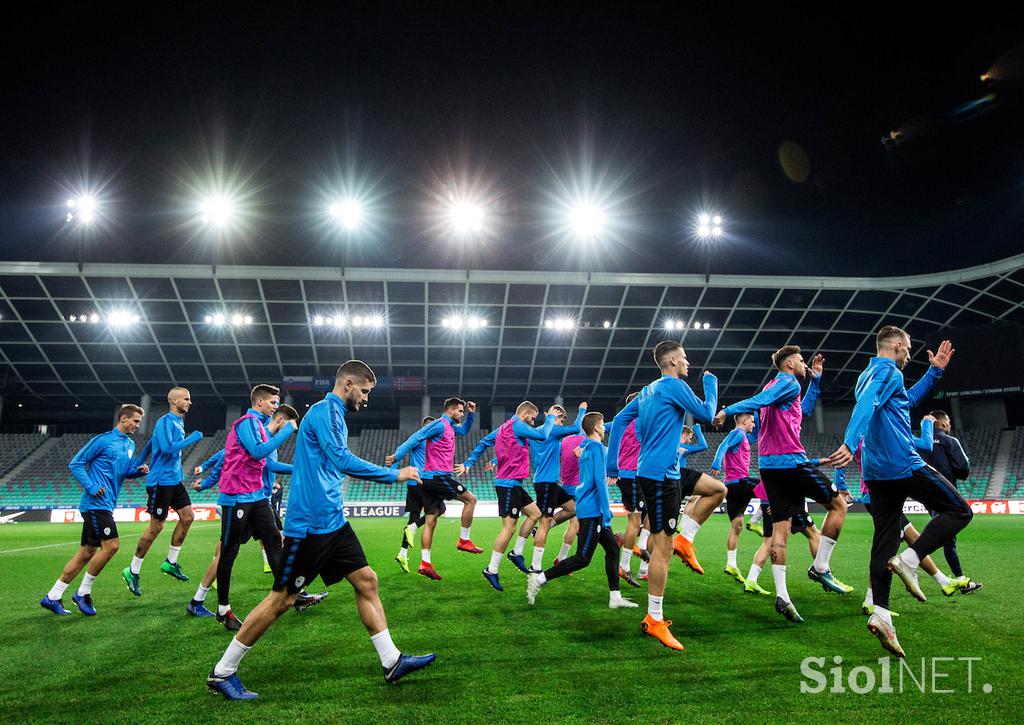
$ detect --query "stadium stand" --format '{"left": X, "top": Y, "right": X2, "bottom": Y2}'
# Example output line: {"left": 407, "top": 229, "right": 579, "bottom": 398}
{"left": 2, "top": 425, "right": 1020, "bottom": 508}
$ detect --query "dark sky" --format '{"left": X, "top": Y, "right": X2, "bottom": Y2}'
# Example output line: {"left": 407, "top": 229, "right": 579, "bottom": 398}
{"left": 2, "top": 4, "right": 1023, "bottom": 277}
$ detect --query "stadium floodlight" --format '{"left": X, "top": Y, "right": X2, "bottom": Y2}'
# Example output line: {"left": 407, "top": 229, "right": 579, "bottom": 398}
{"left": 693, "top": 321, "right": 701, "bottom": 329}
{"left": 546, "top": 317, "right": 576, "bottom": 331}
{"left": 703, "top": 322, "right": 711, "bottom": 330}
{"left": 352, "top": 315, "right": 365, "bottom": 327}
{"left": 370, "top": 315, "right": 384, "bottom": 328}
{"left": 212, "top": 313, "right": 226, "bottom": 326}
{"left": 324, "top": 316, "right": 335, "bottom": 326}
{"left": 447, "top": 200, "right": 486, "bottom": 236}
{"left": 569, "top": 202, "right": 606, "bottom": 240}
{"left": 204, "top": 315, "right": 213, "bottom": 324}
{"left": 329, "top": 199, "right": 364, "bottom": 231}
{"left": 107, "top": 310, "right": 139, "bottom": 328}
{"left": 696, "top": 211, "right": 724, "bottom": 239}
{"left": 603, "top": 320, "right": 611, "bottom": 328}
{"left": 334, "top": 316, "right": 346, "bottom": 328}
{"left": 89, "top": 313, "right": 100, "bottom": 324}
{"left": 200, "top": 195, "right": 235, "bottom": 227}
{"left": 65, "top": 195, "right": 97, "bottom": 224}
{"left": 313, "top": 315, "right": 324, "bottom": 326}
{"left": 244, "top": 315, "right": 253, "bottom": 325}
{"left": 231, "top": 314, "right": 244, "bottom": 326}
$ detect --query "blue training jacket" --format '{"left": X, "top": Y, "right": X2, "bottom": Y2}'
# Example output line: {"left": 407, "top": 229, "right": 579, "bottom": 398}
{"left": 575, "top": 438, "right": 612, "bottom": 525}
{"left": 529, "top": 406, "right": 586, "bottom": 483}
{"left": 144, "top": 412, "right": 203, "bottom": 486}
{"left": 69, "top": 429, "right": 147, "bottom": 512}
{"left": 607, "top": 373, "right": 718, "bottom": 481}
{"left": 843, "top": 357, "right": 943, "bottom": 481}
{"left": 284, "top": 393, "right": 398, "bottom": 538}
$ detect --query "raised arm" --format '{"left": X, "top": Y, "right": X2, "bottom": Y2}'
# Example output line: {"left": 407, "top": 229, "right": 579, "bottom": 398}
{"left": 154, "top": 416, "right": 203, "bottom": 454}
{"left": 912, "top": 417, "right": 935, "bottom": 453}
{"left": 463, "top": 429, "right": 498, "bottom": 469}
{"left": 392, "top": 420, "right": 443, "bottom": 463}
{"left": 711, "top": 429, "right": 743, "bottom": 472}
{"left": 197, "top": 449, "right": 225, "bottom": 475}
{"left": 801, "top": 373, "right": 822, "bottom": 417}
{"left": 681, "top": 423, "right": 708, "bottom": 454}
{"left": 453, "top": 409, "right": 476, "bottom": 436}
{"left": 237, "top": 417, "right": 295, "bottom": 460}
{"left": 723, "top": 377, "right": 798, "bottom": 417}
{"left": 196, "top": 455, "right": 225, "bottom": 492}
{"left": 514, "top": 414, "right": 555, "bottom": 442}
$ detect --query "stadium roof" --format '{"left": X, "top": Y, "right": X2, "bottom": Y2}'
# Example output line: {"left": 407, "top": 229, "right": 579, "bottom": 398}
{"left": 1, "top": 254, "right": 1022, "bottom": 407}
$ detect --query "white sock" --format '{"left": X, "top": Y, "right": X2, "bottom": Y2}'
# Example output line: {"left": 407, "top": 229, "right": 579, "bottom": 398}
{"left": 421, "top": 549, "right": 431, "bottom": 565}
{"left": 638, "top": 560, "right": 649, "bottom": 576}
{"left": 680, "top": 515, "right": 700, "bottom": 543}
{"left": 214, "top": 637, "right": 251, "bottom": 677}
{"left": 460, "top": 527, "right": 471, "bottom": 539}
{"left": 167, "top": 545, "right": 181, "bottom": 565}
{"left": 609, "top": 590, "right": 623, "bottom": 604}
{"left": 513, "top": 536, "right": 528, "bottom": 556}
{"left": 558, "top": 543, "right": 572, "bottom": 560}
{"left": 933, "top": 570, "right": 951, "bottom": 587}
{"left": 647, "top": 594, "right": 664, "bottom": 621}
{"left": 218, "top": 604, "right": 231, "bottom": 616}
{"left": 900, "top": 548, "right": 921, "bottom": 569}
{"left": 531, "top": 547, "right": 544, "bottom": 571}
{"left": 865, "top": 587, "right": 873, "bottom": 606}
{"left": 812, "top": 535, "right": 837, "bottom": 573}
{"left": 487, "top": 550, "right": 502, "bottom": 574}
{"left": 874, "top": 605, "right": 893, "bottom": 625}
{"left": 747, "top": 563, "right": 762, "bottom": 582}
{"left": 371, "top": 629, "right": 401, "bottom": 669}
{"left": 47, "top": 579, "right": 69, "bottom": 601}
{"left": 261, "top": 548, "right": 269, "bottom": 566}
{"left": 750, "top": 507, "right": 764, "bottom": 525}
{"left": 130, "top": 556, "right": 143, "bottom": 575}
{"left": 772, "top": 564, "right": 789, "bottom": 602}
{"left": 726, "top": 549, "right": 738, "bottom": 568}
{"left": 619, "top": 547, "right": 632, "bottom": 571}
{"left": 77, "top": 573, "right": 96, "bottom": 596}
{"left": 407, "top": 521, "right": 419, "bottom": 533}
{"left": 194, "top": 584, "right": 210, "bottom": 602}
{"left": 638, "top": 528, "right": 651, "bottom": 549}
{"left": 537, "top": 572, "right": 548, "bottom": 585}
{"left": 396, "top": 547, "right": 408, "bottom": 559}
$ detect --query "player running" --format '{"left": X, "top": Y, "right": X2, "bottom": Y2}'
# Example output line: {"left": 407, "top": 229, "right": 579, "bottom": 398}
{"left": 529, "top": 402, "right": 587, "bottom": 573}
{"left": 463, "top": 401, "right": 557, "bottom": 591}
{"left": 386, "top": 398, "right": 482, "bottom": 581}
{"left": 206, "top": 360, "right": 432, "bottom": 700}
{"left": 714, "top": 348, "right": 849, "bottom": 624}
{"left": 828, "top": 329, "right": 971, "bottom": 657}
{"left": 528, "top": 412, "right": 639, "bottom": 610}
{"left": 606, "top": 341, "right": 725, "bottom": 650}
{"left": 392, "top": 416, "right": 433, "bottom": 574}
{"left": 40, "top": 404, "right": 149, "bottom": 616}
{"left": 123, "top": 387, "right": 203, "bottom": 595}
{"left": 709, "top": 412, "right": 759, "bottom": 584}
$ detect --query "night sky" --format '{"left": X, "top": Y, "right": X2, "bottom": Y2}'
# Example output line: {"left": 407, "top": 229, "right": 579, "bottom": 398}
{"left": 2, "top": 5, "right": 1023, "bottom": 277}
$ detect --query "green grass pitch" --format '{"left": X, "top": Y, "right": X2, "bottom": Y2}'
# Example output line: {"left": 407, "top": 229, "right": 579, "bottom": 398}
{"left": 1, "top": 514, "right": 1021, "bottom": 723}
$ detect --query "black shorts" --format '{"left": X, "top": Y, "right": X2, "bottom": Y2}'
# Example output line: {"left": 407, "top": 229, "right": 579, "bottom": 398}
{"left": 676, "top": 468, "right": 703, "bottom": 499}
{"left": 761, "top": 502, "right": 815, "bottom": 537}
{"left": 80, "top": 510, "right": 118, "bottom": 547}
{"left": 422, "top": 475, "right": 467, "bottom": 516}
{"left": 221, "top": 499, "right": 280, "bottom": 549}
{"left": 274, "top": 523, "right": 369, "bottom": 594}
{"left": 616, "top": 477, "right": 646, "bottom": 514}
{"left": 534, "top": 481, "right": 573, "bottom": 517}
{"left": 404, "top": 485, "right": 425, "bottom": 517}
{"left": 146, "top": 483, "right": 192, "bottom": 520}
{"left": 496, "top": 485, "right": 534, "bottom": 519}
{"left": 760, "top": 464, "right": 836, "bottom": 523}
{"left": 725, "top": 478, "right": 759, "bottom": 520}
{"left": 638, "top": 476, "right": 684, "bottom": 535}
